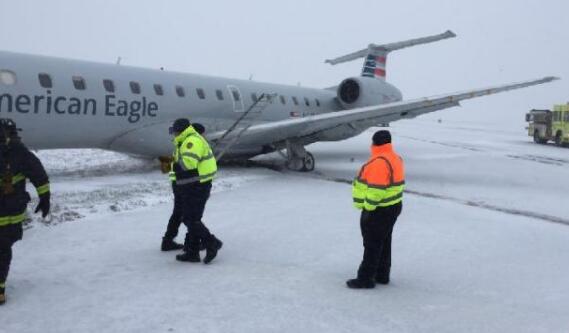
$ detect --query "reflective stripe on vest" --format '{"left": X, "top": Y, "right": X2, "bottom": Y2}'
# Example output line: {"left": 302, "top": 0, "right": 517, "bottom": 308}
{"left": 175, "top": 133, "right": 217, "bottom": 184}
{"left": 352, "top": 154, "right": 404, "bottom": 211}
{"left": 0, "top": 212, "right": 26, "bottom": 227}
{"left": 37, "top": 183, "right": 50, "bottom": 195}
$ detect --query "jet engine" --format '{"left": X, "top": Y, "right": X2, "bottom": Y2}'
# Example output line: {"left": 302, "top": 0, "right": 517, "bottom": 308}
{"left": 336, "top": 77, "right": 402, "bottom": 109}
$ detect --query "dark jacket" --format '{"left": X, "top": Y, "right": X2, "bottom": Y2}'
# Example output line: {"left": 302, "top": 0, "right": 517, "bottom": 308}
{"left": 0, "top": 139, "right": 49, "bottom": 223}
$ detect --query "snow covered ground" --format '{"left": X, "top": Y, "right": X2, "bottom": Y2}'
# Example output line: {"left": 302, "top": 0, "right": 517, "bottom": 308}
{"left": 2, "top": 120, "right": 569, "bottom": 333}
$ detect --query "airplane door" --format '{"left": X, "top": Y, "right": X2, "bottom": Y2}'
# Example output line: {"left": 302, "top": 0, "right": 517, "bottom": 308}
{"left": 227, "top": 85, "right": 245, "bottom": 112}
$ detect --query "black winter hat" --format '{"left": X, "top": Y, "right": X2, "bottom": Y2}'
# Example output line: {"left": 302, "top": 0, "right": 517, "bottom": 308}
{"left": 192, "top": 123, "right": 205, "bottom": 135}
{"left": 372, "top": 130, "right": 391, "bottom": 146}
{"left": 172, "top": 118, "right": 190, "bottom": 133}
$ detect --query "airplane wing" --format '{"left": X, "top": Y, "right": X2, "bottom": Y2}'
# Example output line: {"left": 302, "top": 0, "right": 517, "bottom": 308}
{"left": 209, "top": 76, "right": 558, "bottom": 150}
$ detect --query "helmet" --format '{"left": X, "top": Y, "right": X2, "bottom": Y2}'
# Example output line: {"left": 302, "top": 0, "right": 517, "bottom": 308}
{"left": 0, "top": 118, "right": 20, "bottom": 143}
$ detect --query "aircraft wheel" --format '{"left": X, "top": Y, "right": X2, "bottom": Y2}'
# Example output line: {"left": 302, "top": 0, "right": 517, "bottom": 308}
{"left": 300, "top": 152, "right": 315, "bottom": 172}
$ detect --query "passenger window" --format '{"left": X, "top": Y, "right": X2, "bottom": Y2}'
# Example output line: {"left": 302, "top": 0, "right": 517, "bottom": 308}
{"left": 176, "top": 86, "right": 185, "bottom": 97}
{"left": 130, "top": 81, "right": 141, "bottom": 94}
{"left": 103, "top": 79, "right": 115, "bottom": 93}
{"left": 72, "top": 76, "right": 86, "bottom": 90}
{"left": 251, "top": 93, "right": 258, "bottom": 102}
{"left": 280, "top": 95, "right": 286, "bottom": 105}
{"left": 231, "top": 90, "right": 241, "bottom": 102}
{"left": 38, "top": 73, "right": 53, "bottom": 88}
{"left": 304, "top": 97, "right": 310, "bottom": 107}
{"left": 292, "top": 97, "right": 299, "bottom": 106}
{"left": 154, "top": 84, "right": 164, "bottom": 96}
{"left": 0, "top": 70, "right": 16, "bottom": 85}
{"left": 216, "top": 89, "right": 224, "bottom": 100}
{"left": 315, "top": 99, "right": 321, "bottom": 107}
{"left": 196, "top": 88, "right": 206, "bottom": 99}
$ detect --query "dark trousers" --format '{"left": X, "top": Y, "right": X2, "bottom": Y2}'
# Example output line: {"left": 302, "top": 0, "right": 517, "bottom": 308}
{"left": 163, "top": 182, "right": 183, "bottom": 240}
{"left": 357, "top": 202, "right": 402, "bottom": 281}
{"left": 178, "top": 181, "right": 214, "bottom": 252}
{"left": 0, "top": 224, "right": 23, "bottom": 287}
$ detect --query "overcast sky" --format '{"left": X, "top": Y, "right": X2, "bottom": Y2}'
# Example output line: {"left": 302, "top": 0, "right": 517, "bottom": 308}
{"left": 1, "top": 0, "right": 568, "bottom": 128}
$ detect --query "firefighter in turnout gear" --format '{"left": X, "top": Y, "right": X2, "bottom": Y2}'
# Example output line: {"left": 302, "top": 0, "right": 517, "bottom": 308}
{"left": 161, "top": 123, "right": 206, "bottom": 252}
{"left": 347, "top": 130, "right": 404, "bottom": 289}
{"left": 170, "top": 119, "right": 222, "bottom": 264}
{"left": 0, "top": 119, "right": 50, "bottom": 305}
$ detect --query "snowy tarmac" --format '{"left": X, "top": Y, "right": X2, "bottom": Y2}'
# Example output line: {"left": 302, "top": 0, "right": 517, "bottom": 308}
{"left": 2, "top": 120, "right": 569, "bottom": 333}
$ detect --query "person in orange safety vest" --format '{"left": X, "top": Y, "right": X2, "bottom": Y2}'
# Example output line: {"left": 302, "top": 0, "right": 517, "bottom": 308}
{"left": 347, "top": 130, "right": 405, "bottom": 289}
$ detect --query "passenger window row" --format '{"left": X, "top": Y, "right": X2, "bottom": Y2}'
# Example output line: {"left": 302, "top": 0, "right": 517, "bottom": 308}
{"left": 0, "top": 69, "right": 323, "bottom": 108}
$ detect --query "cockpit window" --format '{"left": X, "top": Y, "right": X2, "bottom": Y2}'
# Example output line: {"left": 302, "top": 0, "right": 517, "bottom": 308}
{"left": 0, "top": 70, "right": 16, "bottom": 85}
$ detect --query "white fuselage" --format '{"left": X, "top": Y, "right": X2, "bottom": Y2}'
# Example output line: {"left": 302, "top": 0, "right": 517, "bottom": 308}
{"left": 0, "top": 51, "right": 402, "bottom": 158}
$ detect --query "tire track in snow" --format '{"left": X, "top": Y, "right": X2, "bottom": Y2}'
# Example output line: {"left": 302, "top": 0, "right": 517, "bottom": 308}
{"left": 319, "top": 176, "right": 569, "bottom": 226}
{"left": 401, "top": 136, "right": 569, "bottom": 167}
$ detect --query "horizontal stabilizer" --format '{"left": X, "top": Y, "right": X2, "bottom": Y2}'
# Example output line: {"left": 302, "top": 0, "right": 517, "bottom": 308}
{"left": 325, "top": 30, "right": 456, "bottom": 65}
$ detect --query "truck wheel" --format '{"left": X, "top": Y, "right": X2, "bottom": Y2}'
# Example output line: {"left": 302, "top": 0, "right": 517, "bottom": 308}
{"left": 533, "top": 131, "right": 546, "bottom": 144}
{"left": 555, "top": 132, "right": 563, "bottom": 147}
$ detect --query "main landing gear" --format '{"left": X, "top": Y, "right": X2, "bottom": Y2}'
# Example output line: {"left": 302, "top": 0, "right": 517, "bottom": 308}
{"left": 282, "top": 141, "right": 315, "bottom": 172}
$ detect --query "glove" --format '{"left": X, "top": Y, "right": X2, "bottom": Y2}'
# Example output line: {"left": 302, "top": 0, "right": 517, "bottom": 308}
{"left": 34, "top": 193, "right": 50, "bottom": 218}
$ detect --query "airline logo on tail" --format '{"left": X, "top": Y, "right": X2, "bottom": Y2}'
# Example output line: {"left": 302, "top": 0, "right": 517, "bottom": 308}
{"left": 362, "top": 54, "right": 387, "bottom": 79}
{"left": 326, "top": 30, "right": 456, "bottom": 82}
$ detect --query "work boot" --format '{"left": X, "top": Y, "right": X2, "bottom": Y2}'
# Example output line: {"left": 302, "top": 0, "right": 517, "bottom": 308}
{"left": 161, "top": 238, "right": 184, "bottom": 252}
{"left": 203, "top": 237, "right": 223, "bottom": 264}
{"left": 176, "top": 251, "right": 201, "bottom": 263}
{"left": 376, "top": 268, "right": 390, "bottom": 285}
{"left": 0, "top": 288, "right": 5, "bottom": 305}
{"left": 375, "top": 275, "right": 390, "bottom": 285}
{"left": 346, "top": 278, "right": 375, "bottom": 289}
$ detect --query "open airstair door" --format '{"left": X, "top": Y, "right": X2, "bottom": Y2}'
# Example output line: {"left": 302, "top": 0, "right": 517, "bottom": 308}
{"left": 227, "top": 85, "right": 245, "bottom": 112}
{"left": 212, "top": 93, "right": 276, "bottom": 161}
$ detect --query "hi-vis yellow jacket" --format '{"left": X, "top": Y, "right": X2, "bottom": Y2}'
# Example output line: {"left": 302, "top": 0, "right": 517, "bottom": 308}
{"left": 173, "top": 126, "right": 217, "bottom": 185}
{"left": 352, "top": 144, "right": 405, "bottom": 211}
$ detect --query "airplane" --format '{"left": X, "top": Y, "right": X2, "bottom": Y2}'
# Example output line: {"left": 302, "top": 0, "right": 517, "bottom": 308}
{"left": 0, "top": 30, "right": 558, "bottom": 172}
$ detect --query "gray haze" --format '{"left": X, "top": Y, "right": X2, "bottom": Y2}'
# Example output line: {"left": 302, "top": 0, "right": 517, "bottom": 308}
{"left": 1, "top": 0, "right": 568, "bottom": 129}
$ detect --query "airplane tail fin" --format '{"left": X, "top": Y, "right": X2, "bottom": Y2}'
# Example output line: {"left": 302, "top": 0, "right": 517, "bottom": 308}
{"left": 325, "top": 30, "right": 456, "bottom": 80}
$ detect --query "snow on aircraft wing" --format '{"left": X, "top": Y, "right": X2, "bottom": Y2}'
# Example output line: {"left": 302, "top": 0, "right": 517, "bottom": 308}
{"left": 209, "top": 76, "right": 558, "bottom": 147}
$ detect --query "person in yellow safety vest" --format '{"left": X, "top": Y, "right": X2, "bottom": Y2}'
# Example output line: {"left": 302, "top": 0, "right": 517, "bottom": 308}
{"left": 347, "top": 130, "right": 405, "bottom": 289}
{"left": 169, "top": 118, "right": 222, "bottom": 264}
{"left": 0, "top": 119, "right": 50, "bottom": 305}
{"left": 161, "top": 123, "right": 206, "bottom": 252}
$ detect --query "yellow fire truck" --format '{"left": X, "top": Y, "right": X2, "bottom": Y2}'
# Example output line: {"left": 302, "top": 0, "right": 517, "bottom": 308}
{"left": 526, "top": 104, "right": 569, "bottom": 146}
